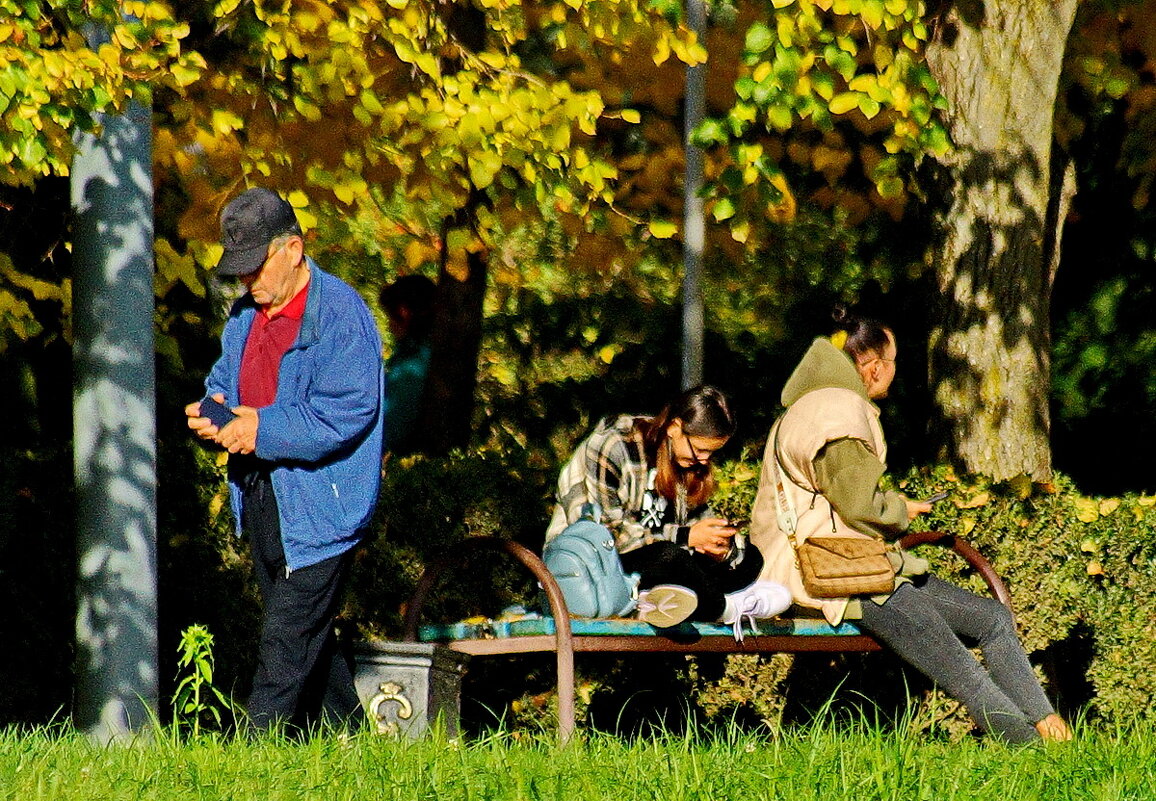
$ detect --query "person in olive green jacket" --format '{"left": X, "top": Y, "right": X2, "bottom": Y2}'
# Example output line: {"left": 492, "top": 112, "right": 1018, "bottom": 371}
{"left": 749, "top": 308, "right": 1071, "bottom": 744}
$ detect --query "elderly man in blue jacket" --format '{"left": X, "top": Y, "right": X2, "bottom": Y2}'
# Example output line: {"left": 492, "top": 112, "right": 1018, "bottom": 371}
{"left": 186, "top": 188, "right": 384, "bottom": 731}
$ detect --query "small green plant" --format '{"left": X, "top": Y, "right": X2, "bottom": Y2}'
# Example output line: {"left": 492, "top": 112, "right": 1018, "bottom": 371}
{"left": 172, "top": 623, "right": 237, "bottom": 737}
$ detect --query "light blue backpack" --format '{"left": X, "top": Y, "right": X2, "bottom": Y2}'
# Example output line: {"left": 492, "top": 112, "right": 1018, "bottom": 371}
{"left": 543, "top": 504, "right": 639, "bottom": 618}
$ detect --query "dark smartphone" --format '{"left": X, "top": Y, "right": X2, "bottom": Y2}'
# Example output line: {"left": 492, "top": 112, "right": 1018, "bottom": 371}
{"left": 200, "top": 397, "right": 236, "bottom": 429}
{"left": 922, "top": 491, "right": 949, "bottom": 503}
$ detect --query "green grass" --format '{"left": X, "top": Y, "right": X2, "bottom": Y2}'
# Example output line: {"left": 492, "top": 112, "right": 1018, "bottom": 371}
{"left": 1, "top": 721, "right": 1152, "bottom": 801}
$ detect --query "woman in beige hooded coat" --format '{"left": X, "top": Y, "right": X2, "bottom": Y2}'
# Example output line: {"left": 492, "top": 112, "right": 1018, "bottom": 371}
{"left": 749, "top": 310, "right": 1070, "bottom": 744}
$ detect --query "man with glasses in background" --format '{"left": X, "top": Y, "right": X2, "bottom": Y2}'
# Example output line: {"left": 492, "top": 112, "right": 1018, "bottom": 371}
{"left": 186, "top": 188, "right": 384, "bottom": 732}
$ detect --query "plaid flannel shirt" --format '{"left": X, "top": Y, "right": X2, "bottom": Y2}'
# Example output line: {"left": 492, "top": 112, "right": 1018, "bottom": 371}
{"left": 546, "top": 415, "right": 711, "bottom": 554}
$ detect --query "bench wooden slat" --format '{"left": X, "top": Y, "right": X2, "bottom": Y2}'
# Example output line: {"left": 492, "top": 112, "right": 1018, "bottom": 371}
{"left": 420, "top": 614, "right": 871, "bottom": 641}
{"left": 439, "top": 633, "right": 884, "bottom": 657}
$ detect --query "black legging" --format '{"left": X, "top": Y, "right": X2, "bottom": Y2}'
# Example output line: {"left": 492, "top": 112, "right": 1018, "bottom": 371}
{"left": 619, "top": 541, "right": 764, "bottom": 621}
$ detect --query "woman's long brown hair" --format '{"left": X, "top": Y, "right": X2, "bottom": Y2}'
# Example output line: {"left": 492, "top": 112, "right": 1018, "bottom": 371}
{"left": 634, "top": 385, "right": 736, "bottom": 508}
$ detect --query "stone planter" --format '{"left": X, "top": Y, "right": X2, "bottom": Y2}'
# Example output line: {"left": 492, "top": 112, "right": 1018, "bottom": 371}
{"left": 353, "top": 640, "right": 470, "bottom": 737}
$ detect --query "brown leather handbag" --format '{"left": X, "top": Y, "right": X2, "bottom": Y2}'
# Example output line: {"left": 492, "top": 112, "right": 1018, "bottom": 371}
{"left": 794, "top": 536, "right": 895, "bottom": 598}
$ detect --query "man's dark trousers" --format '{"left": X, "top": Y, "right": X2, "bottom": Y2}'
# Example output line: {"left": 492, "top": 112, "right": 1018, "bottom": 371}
{"left": 241, "top": 468, "right": 361, "bottom": 731}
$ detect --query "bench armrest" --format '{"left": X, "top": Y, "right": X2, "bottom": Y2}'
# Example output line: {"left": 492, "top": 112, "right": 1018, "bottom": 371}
{"left": 402, "top": 537, "right": 571, "bottom": 641}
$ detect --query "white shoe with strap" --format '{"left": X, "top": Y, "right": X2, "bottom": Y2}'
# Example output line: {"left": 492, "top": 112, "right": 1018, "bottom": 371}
{"left": 721, "top": 581, "right": 792, "bottom": 642}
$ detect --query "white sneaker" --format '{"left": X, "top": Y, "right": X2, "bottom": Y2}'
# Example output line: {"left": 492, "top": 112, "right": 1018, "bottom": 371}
{"left": 721, "top": 581, "right": 792, "bottom": 642}
{"left": 637, "top": 584, "right": 698, "bottom": 628}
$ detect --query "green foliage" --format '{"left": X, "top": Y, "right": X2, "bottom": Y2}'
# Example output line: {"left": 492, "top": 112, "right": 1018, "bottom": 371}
{"left": 697, "top": 0, "right": 951, "bottom": 247}
{"left": 0, "top": 0, "right": 203, "bottom": 185}
{"left": 344, "top": 449, "right": 555, "bottom": 637}
{"left": 171, "top": 624, "right": 239, "bottom": 738}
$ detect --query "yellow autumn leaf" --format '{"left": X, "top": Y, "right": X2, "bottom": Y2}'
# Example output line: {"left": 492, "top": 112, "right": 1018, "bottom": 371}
{"left": 200, "top": 243, "right": 224, "bottom": 271}
{"left": 1138, "top": 495, "right": 1156, "bottom": 507}
{"left": 956, "top": 491, "right": 990, "bottom": 509}
{"left": 404, "top": 240, "right": 438, "bottom": 270}
{"left": 211, "top": 108, "right": 243, "bottom": 135}
{"left": 214, "top": 0, "right": 242, "bottom": 17}
{"left": 170, "top": 61, "right": 202, "bottom": 87}
{"left": 958, "top": 517, "right": 976, "bottom": 536}
{"left": 648, "top": 220, "right": 678, "bottom": 239}
{"left": 1086, "top": 561, "right": 1104, "bottom": 576}
{"left": 1008, "top": 473, "right": 1032, "bottom": 500}
{"left": 652, "top": 36, "right": 671, "bottom": 66}
{"left": 1074, "top": 497, "right": 1099, "bottom": 523}
{"left": 828, "top": 92, "right": 861, "bottom": 115}
{"left": 1099, "top": 498, "right": 1120, "bottom": 515}
{"left": 295, "top": 207, "right": 318, "bottom": 232}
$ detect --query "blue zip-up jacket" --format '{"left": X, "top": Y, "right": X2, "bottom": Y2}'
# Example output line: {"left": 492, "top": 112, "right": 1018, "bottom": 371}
{"left": 205, "top": 258, "right": 384, "bottom": 571}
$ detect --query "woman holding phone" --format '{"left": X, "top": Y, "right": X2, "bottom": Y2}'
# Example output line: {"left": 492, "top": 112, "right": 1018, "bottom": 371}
{"left": 749, "top": 308, "right": 1071, "bottom": 743}
{"left": 546, "top": 385, "right": 790, "bottom": 635}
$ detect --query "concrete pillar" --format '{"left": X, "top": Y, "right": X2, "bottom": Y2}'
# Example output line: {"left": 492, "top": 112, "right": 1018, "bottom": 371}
{"left": 682, "top": 0, "right": 707, "bottom": 389}
{"left": 71, "top": 90, "right": 157, "bottom": 742}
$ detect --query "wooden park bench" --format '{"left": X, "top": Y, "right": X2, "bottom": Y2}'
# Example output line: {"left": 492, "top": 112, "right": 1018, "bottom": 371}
{"left": 400, "top": 530, "right": 1011, "bottom": 741}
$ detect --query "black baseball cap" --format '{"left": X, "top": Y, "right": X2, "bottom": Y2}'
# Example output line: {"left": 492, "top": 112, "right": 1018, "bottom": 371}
{"left": 215, "top": 188, "right": 303, "bottom": 277}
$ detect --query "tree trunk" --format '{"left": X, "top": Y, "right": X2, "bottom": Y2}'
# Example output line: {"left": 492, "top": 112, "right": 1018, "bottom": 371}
{"left": 924, "top": 0, "right": 1078, "bottom": 481}
{"left": 417, "top": 211, "right": 488, "bottom": 455}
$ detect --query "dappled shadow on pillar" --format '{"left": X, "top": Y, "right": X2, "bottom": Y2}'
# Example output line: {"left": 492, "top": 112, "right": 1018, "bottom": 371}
{"left": 71, "top": 103, "right": 159, "bottom": 739}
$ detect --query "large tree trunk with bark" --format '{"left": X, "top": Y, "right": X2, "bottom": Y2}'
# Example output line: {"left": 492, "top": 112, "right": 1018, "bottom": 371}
{"left": 924, "top": 0, "right": 1078, "bottom": 481}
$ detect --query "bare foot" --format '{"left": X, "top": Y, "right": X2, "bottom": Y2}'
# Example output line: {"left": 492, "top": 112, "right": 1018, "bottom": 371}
{"left": 1034, "top": 713, "right": 1073, "bottom": 742}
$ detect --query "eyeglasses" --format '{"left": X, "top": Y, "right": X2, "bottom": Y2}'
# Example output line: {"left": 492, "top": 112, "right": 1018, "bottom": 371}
{"left": 240, "top": 241, "right": 287, "bottom": 283}
{"left": 683, "top": 433, "right": 711, "bottom": 465}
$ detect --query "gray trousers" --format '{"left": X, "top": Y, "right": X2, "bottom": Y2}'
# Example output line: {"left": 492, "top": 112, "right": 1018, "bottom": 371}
{"left": 857, "top": 575, "right": 1055, "bottom": 743}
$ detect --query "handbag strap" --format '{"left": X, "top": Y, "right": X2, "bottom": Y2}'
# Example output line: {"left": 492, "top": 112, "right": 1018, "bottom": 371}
{"left": 769, "top": 417, "right": 808, "bottom": 566}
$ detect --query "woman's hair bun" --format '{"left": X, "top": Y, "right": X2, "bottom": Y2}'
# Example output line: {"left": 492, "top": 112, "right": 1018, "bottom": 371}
{"left": 831, "top": 303, "right": 854, "bottom": 329}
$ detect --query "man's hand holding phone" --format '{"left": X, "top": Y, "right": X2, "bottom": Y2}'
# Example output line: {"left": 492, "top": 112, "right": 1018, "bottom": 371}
{"left": 186, "top": 395, "right": 260, "bottom": 454}
{"left": 186, "top": 394, "right": 235, "bottom": 437}
{"left": 199, "top": 397, "right": 238, "bottom": 430}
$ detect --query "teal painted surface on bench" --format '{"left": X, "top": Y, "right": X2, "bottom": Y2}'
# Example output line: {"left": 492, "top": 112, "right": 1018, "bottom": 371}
{"left": 418, "top": 615, "right": 865, "bottom": 642}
